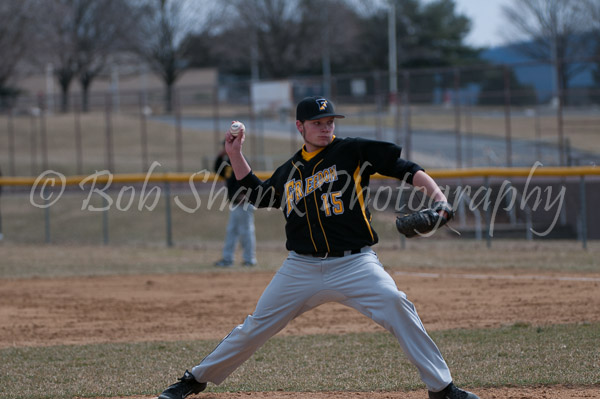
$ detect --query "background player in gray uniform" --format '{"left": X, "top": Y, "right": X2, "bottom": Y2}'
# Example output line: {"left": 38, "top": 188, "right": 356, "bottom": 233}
{"left": 158, "top": 96, "right": 479, "bottom": 399}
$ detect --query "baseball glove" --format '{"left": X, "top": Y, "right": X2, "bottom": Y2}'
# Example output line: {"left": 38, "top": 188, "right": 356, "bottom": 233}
{"left": 395, "top": 201, "right": 454, "bottom": 238}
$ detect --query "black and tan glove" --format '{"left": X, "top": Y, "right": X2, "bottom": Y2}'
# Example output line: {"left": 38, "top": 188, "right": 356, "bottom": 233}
{"left": 395, "top": 201, "right": 454, "bottom": 238}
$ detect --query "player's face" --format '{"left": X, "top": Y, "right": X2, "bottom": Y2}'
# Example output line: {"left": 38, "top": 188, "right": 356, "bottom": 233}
{"left": 297, "top": 116, "right": 336, "bottom": 152}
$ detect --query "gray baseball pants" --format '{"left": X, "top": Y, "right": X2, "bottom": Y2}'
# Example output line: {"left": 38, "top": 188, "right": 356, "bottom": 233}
{"left": 191, "top": 248, "right": 453, "bottom": 392}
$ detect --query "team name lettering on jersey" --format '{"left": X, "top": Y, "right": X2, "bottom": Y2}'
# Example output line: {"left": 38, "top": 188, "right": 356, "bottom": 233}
{"left": 284, "top": 166, "right": 338, "bottom": 216}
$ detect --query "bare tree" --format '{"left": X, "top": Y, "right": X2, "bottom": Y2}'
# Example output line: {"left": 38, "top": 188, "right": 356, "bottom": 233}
{"left": 0, "top": 0, "right": 39, "bottom": 106}
{"left": 39, "top": 0, "right": 82, "bottom": 112}
{"left": 219, "top": 0, "right": 360, "bottom": 79}
{"left": 502, "top": 0, "right": 593, "bottom": 98}
{"left": 313, "top": 0, "right": 478, "bottom": 76}
{"left": 581, "top": 0, "right": 600, "bottom": 90}
{"left": 75, "top": 0, "right": 139, "bottom": 112}
{"left": 586, "top": 0, "right": 600, "bottom": 32}
{"left": 134, "top": 0, "right": 213, "bottom": 113}
{"left": 38, "top": 0, "right": 139, "bottom": 112}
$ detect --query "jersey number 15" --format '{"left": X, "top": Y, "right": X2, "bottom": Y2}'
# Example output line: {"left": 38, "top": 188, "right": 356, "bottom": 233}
{"left": 321, "top": 191, "right": 344, "bottom": 216}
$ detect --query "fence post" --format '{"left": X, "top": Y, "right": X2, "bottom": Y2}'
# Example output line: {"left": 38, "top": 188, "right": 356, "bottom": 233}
{"left": 105, "top": 94, "right": 114, "bottom": 172}
{"left": 374, "top": 70, "right": 383, "bottom": 140}
{"left": 257, "top": 112, "right": 265, "bottom": 171}
{"left": 556, "top": 65, "right": 565, "bottom": 166}
{"left": 484, "top": 176, "right": 492, "bottom": 248}
{"left": 0, "top": 197, "right": 3, "bottom": 241}
{"left": 453, "top": 68, "right": 462, "bottom": 168}
{"left": 175, "top": 90, "right": 183, "bottom": 173}
{"left": 7, "top": 108, "right": 16, "bottom": 176}
{"left": 579, "top": 175, "right": 587, "bottom": 250}
{"left": 473, "top": 207, "right": 483, "bottom": 241}
{"left": 139, "top": 93, "right": 149, "bottom": 173}
{"left": 164, "top": 180, "right": 173, "bottom": 247}
{"left": 503, "top": 66, "right": 512, "bottom": 167}
{"left": 40, "top": 98, "right": 48, "bottom": 172}
{"left": 30, "top": 111, "right": 38, "bottom": 175}
{"left": 565, "top": 138, "right": 572, "bottom": 166}
{"left": 524, "top": 208, "right": 533, "bottom": 241}
{"left": 402, "top": 71, "right": 412, "bottom": 161}
{"left": 74, "top": 104, "right": 83, "bottom": 175}
{"left": 534, "top": 105, "right": 541, "bottom": 164}
{"left": 102, "top": 196, "right": 109, "bottom": 245}
{"left": 44, "top": 199, "right": 51, "bottom": 244}
{"left": 394, "top": 83, "right": 402, "bottom": 146}
{"left": 505, "top": 181, "right": 517, "bottom": 225}
{"left": 213, "top": 85, "right": 220, "bottom": 154}
{"left": 465, "top": 99, "right": 473, "bottom": 167}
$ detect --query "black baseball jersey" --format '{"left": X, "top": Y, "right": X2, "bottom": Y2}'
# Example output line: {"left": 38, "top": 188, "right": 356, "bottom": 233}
{"left": 239, "top": 137, "right": 424, "bottom": 254}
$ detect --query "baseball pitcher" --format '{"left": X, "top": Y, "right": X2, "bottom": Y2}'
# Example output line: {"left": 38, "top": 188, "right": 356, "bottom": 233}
{"left": 158, "top": 96, "right": 479, "bottom": 399}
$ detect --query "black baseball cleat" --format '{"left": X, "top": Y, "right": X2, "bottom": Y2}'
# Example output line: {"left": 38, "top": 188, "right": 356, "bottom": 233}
{"left": 428, "top": 382, "right": 479, "bottom": 399}
{"left": 158, "top": 370, "right": 207, "bottom": 399}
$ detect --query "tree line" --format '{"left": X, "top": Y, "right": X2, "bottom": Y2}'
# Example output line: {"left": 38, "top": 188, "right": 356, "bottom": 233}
{"left": 1, "top": 0, "right": 599, "bottom": 113}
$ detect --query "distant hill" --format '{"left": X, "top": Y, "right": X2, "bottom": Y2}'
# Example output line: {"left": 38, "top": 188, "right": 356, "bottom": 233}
{"left": 481, "top": 42, "right": 596, "bottom": 102}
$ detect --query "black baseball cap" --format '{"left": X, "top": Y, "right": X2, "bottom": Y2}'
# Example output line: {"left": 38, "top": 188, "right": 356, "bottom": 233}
{"left": 296, "top": 96, "right": 345, "bottom": 121}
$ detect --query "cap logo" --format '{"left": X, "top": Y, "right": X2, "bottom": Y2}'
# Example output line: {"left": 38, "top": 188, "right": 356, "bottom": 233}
{"left": 316, "top": 99, "right": 328, "bottom": 111}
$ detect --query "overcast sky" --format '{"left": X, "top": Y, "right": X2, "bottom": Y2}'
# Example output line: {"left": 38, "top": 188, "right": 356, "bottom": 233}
{"left": 454, "top": 0, "right": 512, "bottom": 48}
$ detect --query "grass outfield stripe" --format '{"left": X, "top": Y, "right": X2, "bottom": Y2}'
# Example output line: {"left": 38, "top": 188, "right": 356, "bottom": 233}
{"left": 0, "top": 323, "right": 598, "bottom": 399}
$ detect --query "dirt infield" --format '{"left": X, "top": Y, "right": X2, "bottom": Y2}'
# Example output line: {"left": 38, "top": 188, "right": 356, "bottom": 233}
{"left": 92, "top": 386, "right": 600, "bottom": 399}
{"left": 2, "top": 268, "right": 600, "bottom": 398}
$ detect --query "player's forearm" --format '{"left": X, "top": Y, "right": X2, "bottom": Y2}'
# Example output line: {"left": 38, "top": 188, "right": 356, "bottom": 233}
{"left": 411, "top": 170, "right": 447, "bottom": 202}
{"left": 227, "top": 152, "right": 252, "bottom": 181}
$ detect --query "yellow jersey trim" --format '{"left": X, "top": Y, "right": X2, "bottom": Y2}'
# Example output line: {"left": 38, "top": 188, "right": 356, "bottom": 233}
{"left": 311, "top": 159, "right": 330, "bottom": 252}
{"left": 292, "top": 161, "right": 318, "bottom": 252}
{"left": 301, "top": 136, "right": 335, "bottom": 161}
{"left": 353, "top": 166, "right": 374, "bottom": 241}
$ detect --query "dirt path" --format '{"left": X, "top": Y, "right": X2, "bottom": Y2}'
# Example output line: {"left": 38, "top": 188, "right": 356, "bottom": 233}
{"left": 2, "top": 268, "right": 599, "bottom": 348}
{"left": 2, "top": 268, "right": 600, "bottom": 398}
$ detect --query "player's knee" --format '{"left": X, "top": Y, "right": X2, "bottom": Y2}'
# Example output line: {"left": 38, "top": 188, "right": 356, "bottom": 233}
{"left": 379, "top": 287, "right": 417, "bottom": 313}
{"left": 378, "top": 284, "right": 406, "bottom": 302}
{"left": 395, "top": 293, "right": 420, "bottom": 318}
{"left": 239, "top": 312, "right": 288, "bottom": 339}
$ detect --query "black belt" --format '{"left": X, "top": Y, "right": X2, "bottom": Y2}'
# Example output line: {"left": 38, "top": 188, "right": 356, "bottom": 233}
{"left": 299, "top": 248, "right": 363, "bottom": 258}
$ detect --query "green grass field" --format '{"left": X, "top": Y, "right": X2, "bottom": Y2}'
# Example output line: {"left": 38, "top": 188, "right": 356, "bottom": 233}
{"left": 1, "top": 324, "right": 598, "bottom": 399}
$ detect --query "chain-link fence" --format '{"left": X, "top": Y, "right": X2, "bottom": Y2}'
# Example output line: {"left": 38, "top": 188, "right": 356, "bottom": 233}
{"left": 1, "top": 59, "right": 599, "bottom": 245}
{"left": 2, "top": 59, "right": 599, "bottom": 179}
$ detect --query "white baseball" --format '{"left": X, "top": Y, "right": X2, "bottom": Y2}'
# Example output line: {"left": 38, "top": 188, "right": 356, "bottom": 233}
{"left": 229, "top": 121, "right": 245, "bottom": 137}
